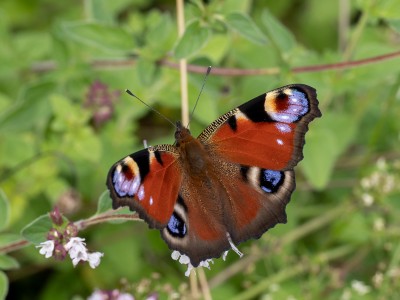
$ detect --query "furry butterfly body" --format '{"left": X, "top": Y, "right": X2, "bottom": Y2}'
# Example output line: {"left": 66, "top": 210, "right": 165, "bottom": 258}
{"left": 107, "top": 84, "right": 321, "bottom": 267}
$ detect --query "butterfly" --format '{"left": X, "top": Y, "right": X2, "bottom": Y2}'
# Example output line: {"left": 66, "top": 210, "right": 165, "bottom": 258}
{"left": 106, "top": 84, "right": 321, "bottom": 267}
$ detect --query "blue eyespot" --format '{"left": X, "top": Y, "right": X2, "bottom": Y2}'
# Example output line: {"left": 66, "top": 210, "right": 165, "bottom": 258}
{"left": 260, "top": 169, "right": 284, "bottom": 193}
{"left": 167, "top": 212, "right": 187, "bottom": 238}
{"left": 271, "top": 90, "right": 309, "bottom": 123}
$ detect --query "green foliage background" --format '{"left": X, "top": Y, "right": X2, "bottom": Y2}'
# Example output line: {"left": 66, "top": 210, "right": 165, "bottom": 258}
{"left": 0, "top": 0, "right": 400, "bottom": 299}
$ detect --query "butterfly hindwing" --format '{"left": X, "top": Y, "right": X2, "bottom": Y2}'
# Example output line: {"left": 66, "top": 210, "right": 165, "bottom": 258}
{"left": 159, "top": 154, "right": 296, "bottom": 266}
{"left": 107, "top": 145, "right": 182, "bottom": 228}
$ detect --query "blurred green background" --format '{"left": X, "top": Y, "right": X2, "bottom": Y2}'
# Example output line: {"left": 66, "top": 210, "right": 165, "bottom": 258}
{"left": 0, "top": 0, "right": 400, "bottom": 299}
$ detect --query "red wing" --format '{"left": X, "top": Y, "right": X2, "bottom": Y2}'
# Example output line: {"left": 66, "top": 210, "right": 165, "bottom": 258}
{"left": 198, "top": 84, "right": 321, "bottom": 170}
{"left": 106, "top": 145, "right": 182, "bottom": 229}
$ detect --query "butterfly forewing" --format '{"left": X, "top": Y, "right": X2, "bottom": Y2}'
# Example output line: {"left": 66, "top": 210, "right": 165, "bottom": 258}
{"left": 198, "top": 84, "right": 321, "bottom": 170}
{"left": 107, "top": 145, "right": 182, "bottom": 228}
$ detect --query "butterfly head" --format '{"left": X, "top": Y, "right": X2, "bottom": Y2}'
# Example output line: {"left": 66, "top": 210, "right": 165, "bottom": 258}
{"left": 174, "top": 121, "right": 193, "bottom": 146}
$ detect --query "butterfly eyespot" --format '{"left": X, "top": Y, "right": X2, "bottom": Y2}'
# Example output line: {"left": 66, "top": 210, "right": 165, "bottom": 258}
{"left": 267, "top": 89, "right": 310, "bottom": 123}
{"left": 167, "top": 212, "right": 187, "bottom": 238}
{"left": 259, "top": 169, "right": 285, "bottom": 193}
{"left": 112, "top": 165, "right": 141, "bottom": 197}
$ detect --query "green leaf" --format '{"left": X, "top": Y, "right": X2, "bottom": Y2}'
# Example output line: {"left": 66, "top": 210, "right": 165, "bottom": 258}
{"left": 143, "top": 13, "right": 174, "bottom": 60}
{"left": 96, "top": 190, "right": 112, "bottom": 215}
{"left": 95, "top": 191, "right": 137, "bottom": 223}
{"left": 174, "top": 20, "right": 210, "bottom": 59}
{"left": 0, "top": 81, "right": 55, "bottom": 133}
{"left": 261, "top": 9, "right": 296, "bottom": 54}
{"left": 21, "top": 215, "right": 52, "bottom": 245}
{"left": 0, "top": 271, "right": 8, "bottom": 300}
{"left": 0, "top": 190, "right": 9, "bottom": 231}
{"left": 0, "top": 234, "right": 25, "bottom": 247}
{"left": 136, "top": 57, "right": 158, "bottom": 86}
{"left": 302, "top": 112, "right": 357, "bottom": 189}
{"left": 388, "top": 19, "right": 400, "bottom": 33}
{"left": 63, "top": 22, "right": 135, "bottom": 53}
{"left": 0, "top": 255, "right": 19, "bottom": 270}
{"left": 225, "top": 12, "right": 268, "bottom": 45}
{"left": 369, "top": 0, "right": 400, "bottom": 19}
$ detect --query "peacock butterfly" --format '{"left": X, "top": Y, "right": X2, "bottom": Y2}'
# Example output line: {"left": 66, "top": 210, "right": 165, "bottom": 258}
{"left": 106, "top": 84, "right": 321, "bottom": 267}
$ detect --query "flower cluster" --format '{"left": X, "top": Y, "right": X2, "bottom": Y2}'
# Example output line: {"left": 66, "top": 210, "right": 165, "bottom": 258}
{"left": 36, "top": 207, "right": 103, "bottom": 268}
{"left": 84, "top": 80, "right": 120, "bottom": 129}
{"left": 171, "top": 233, "right": 243, "bottom": 276}
{"left": 87, "top": 289, "right": 135, "bottom": 300}
{"left": 359, "top": 157, "right": 398, "bottom": 207}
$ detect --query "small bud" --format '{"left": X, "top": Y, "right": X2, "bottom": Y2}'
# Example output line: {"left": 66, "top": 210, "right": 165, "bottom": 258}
{"left": 53, "top": 243, "right": 67, "bottom": 261}
{"left": 49, "top": 206, "right": 63, "bottom": 226}
{"left": 65, "top": 222, "right": 78, "bottom": 238}
{"left": 47, "top": 228, "right": 63, "bottom": 241}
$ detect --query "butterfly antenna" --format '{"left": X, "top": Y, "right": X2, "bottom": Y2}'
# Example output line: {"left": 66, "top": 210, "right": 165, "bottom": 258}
{"left": 187, "top": 66, "right": 212, "bottom": 128}
{"left": 125, "top": 89, "right": 176, "bottom": 128}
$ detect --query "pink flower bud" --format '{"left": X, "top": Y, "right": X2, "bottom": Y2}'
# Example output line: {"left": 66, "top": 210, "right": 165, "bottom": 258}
{"left": 53, "top": 243, "right": 67, "bottom": 261}
{"left": 47, "top": 228, "right": 63, "bottom": 241}
{"left": 49, "top": 206, "right": 63, "bottom": 226}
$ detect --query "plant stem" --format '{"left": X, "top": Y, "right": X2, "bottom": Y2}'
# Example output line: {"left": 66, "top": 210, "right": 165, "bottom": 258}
{"left": 75, "top": 212, "right": 141, "bottom": 231}
{"left": 30, "top": 50, "right": 400, "bottom": 77}
{"left": 176, "top": 0, "right": 189, "bottom": 126}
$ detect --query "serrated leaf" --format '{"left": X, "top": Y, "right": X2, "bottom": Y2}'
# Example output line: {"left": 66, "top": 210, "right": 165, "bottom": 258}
{"left": 21, "top": 215, "right": 52, "bottom": 245}
{"left": 0, "top": 255, "right": 19, "bottom": 270}
{"left": 0, "top": 271, "right": 7, "bottom": 300}
{"left": 63, "top": 22, "right": 135, "bottom": 53}
{"left": 0, "top": 190, "right": 9, "bottom": 231}
{"left": 174, "top": 21, "right": 210, "bottom": 59}
{"left": 96, "top": 190, "right": 113, "bottom": 215}
{"left": 261, "top": 9, "right": 296, "bottom": 54}
{"left": 225, "top": 12, "right": 268, "bottom": 45}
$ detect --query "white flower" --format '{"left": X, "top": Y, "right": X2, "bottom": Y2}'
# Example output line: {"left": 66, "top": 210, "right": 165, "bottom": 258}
{"left": 64, "top": 237, "right": 104, "bottom": 268}
{"left": 351, "top": 280, "right": 371, "bottom": 295}
{"left": 117, "top": 293, "right": 135, "bottom": 300}
{"left": 88, "top": 252, "right": 104, "bottom": 269}
{"left": 171, "top": 251, "right": 180, "bottom": 260}
{"left": 373, "top": 218, "right": 385, "bottom": 231}
{"left": 65, "top": 237, "right": 89, "bottom": 266}
{"left": 71, "top": 250, "right": 89, "bottom": 267}
{"left": 87, "top": 289, "right": 105, "bottom": 300}
{"left": 36, "top": 240, "right": 55, "bottom": 258}
{"left": 87, "top": 289, "right": 134, "bottom": 300}
{"left": 361, "top": 193, "right": 374, "bottom": 207}
{"left": 372, "top": 272, "right": 383, "bottom": 287}
{"left": 185, "top": 264, "right": 194, "bottom": 277}
{"left": 178, "top": 254, "right": 190, "bottom": 265}
{"left": 171, "top": 232, "right": 243, "bottom": 276}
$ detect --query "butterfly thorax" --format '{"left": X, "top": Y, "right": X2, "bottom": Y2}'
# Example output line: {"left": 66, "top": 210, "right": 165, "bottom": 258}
{"left": 174, "top": 121, "right": 209, "bottom": 176}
